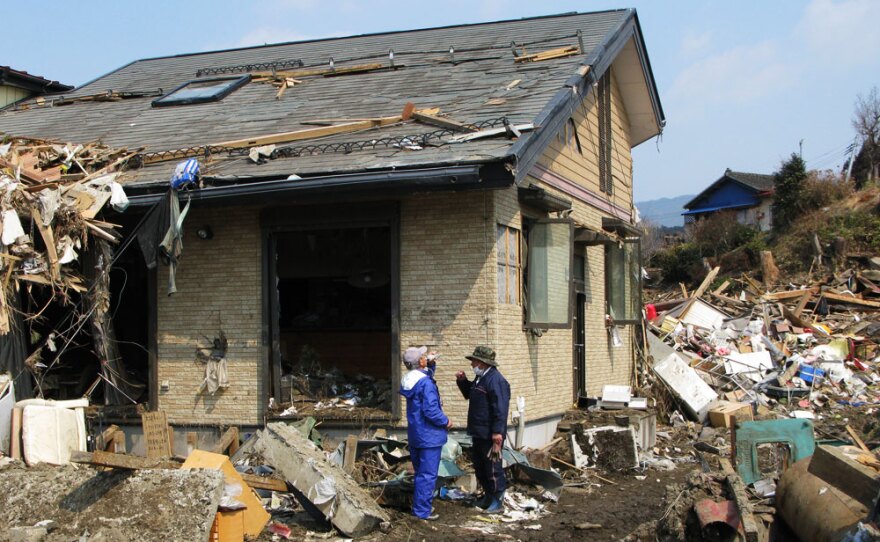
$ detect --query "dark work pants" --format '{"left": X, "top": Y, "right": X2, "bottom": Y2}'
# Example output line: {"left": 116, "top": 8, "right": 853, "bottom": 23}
{"left": 471, "top": 437, "right": 507, "bottom": 496}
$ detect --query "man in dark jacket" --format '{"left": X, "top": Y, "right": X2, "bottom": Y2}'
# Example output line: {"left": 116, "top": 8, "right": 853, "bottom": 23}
{"left": 455, "top": 345, "right": 511, "bottom": 514}
{"left": 400, "top": 346, "right": 451, "bottom": 520}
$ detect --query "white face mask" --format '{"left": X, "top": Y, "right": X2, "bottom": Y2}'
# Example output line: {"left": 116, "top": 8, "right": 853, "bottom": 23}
{"left": 472, "top": 366, "right": 485, "bottom": 377}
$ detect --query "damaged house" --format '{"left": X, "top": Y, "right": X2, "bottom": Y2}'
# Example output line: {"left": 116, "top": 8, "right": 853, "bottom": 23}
{"left": 0, "top": 9, "right": 663, "bottom": 448}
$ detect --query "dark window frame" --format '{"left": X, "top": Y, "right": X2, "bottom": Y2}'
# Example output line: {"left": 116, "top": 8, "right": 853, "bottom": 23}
{"left": 523, "top": 217, "right": 574, "bottom": 330}
{"left": 152, "top": 74, "right": 251, "bottom": 107}
{"left": 604, "top": 236, "right": 641, "bottom": 325}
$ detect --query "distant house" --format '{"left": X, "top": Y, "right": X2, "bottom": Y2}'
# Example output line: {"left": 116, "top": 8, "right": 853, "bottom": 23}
{"left": 0, "top": 66, "right": 71, "bottom": 108}
{"left": 682, "top": 169, "right": 775, "bottom": 231}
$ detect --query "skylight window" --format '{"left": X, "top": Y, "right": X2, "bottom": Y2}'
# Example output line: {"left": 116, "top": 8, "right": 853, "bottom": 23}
{"left": 152, "top": 75, "right": 250, "bottom": 107}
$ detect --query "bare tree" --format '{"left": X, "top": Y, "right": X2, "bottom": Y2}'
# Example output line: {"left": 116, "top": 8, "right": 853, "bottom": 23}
{"left": 852, "top": 86, "right": 880, "bottom": 187}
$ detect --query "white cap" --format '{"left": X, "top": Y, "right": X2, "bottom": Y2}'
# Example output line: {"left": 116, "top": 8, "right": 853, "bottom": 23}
{"left": 403, "top": 346, "right": 427, "bottom": 365}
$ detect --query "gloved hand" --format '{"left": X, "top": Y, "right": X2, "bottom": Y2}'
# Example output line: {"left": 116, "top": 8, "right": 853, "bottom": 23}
{"left": 487, "top": 433, "right": 503, "bottom": 462}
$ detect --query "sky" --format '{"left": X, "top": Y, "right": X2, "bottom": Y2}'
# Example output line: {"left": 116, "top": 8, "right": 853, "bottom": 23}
{"left": 5, "top": 0, "right": 880, "bottom": 208}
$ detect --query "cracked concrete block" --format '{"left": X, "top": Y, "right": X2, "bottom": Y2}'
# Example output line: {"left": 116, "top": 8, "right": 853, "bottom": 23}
{"left": 254, "top": 422, "right": 389, "bottom": 537}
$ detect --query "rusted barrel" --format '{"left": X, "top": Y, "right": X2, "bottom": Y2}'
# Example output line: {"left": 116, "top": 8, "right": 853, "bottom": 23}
{"left": 776, "top": 457, "right": 868, "bottom": 542}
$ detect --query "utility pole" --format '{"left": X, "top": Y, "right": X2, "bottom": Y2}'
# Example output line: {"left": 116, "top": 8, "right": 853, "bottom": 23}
{"left": 845, "top": 137, "right": 858, "bottom": 183}
{"left": 799, "top": 139, "right": 804, "bottom": 158}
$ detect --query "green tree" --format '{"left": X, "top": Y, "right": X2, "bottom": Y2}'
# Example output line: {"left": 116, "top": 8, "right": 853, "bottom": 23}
{"left": 772, "top": 153, "right": 807, "bottom": 233}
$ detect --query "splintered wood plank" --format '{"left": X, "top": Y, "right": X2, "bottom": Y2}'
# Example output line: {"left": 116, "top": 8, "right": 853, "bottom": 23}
{"left": 821, "top": 292, "right": 880, "bottom": 308}
{"left": 514, "top": 46, "right": 580, "bottom": 63}
{"left": 762, "top": 288, "right": 819, "bottom": 301}
{"left": 240, "top": 473, "right": 288, "bottom": 492}
{"left": 792, "top": 291, "right": 812, "bottom": 318}
{"left": 142, "top": 411, "right": 172, "bottom": 458}
{"left": 30, "top": 208, "right": 60, "bottom": 282}
{"left": 712, "top": 280, "right": 730, "bottom": 296}
{"left": 411, "top": 111, "right": 476, "bottom": 132}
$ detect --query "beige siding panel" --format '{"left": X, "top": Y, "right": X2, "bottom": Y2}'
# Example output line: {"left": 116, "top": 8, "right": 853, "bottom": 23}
{"left": 0, "top": 85, "right": 30, "bottom": 109}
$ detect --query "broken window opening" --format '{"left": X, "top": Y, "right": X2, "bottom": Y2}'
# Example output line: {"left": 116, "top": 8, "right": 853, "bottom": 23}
{"left": 152, "top": 75, "right": 251, "bottom": 107}
{"left": 271, "top": 226, "right": 393, "bottom": 420}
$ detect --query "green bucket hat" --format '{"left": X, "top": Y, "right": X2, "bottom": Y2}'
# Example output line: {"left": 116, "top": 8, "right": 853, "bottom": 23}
{"left": 466, "top": 345, "right": 498, "bottom": 367}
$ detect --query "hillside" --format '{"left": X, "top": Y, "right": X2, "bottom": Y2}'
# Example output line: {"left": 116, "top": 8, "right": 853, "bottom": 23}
{"left": 636, "top": 194, "right": 693, "bottom": 227}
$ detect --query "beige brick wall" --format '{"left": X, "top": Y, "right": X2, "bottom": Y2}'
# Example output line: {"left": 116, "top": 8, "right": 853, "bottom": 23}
{"left": 156, "top": 205, "right": 265, "bottom": 426}
{"left": 399, "top": 191, "right": 496, "bottom": 425}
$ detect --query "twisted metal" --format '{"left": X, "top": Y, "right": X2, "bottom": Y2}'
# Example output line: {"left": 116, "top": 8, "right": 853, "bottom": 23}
{"left": 196, "top": 59, "right": 304, "bottom": 77}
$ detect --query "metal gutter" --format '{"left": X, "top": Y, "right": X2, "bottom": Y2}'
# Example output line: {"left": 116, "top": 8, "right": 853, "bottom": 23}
{"left": 125, "top": 165, "right": 499, "bottom": 207}
{"left": 507, "top": 11, "right": 639, "bottom": 184}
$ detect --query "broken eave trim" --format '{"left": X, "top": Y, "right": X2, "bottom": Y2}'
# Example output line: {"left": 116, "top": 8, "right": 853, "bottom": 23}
{"left": 125, "top": 164, "right": 505, "bottom": 206}
{"left": 602, "top": 217, "right": 641, "bottom": 238}
{"left": 506, "top": 12, "right": 648, "bottom": 184}
{"left": 574, "top": 227, "right": 614, "bottom": 245}
{"left": 529, "top": 163, "right": 631, "bottom": 221}
{"left": 517, "top": 185, "right": 572, "bottom": 212}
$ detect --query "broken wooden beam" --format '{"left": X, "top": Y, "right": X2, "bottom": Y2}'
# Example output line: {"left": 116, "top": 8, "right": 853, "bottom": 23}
{"left": 807, "top": 444, "right": 880, "bottom": 509}
{"left": 679, "top": 266, "right": 720, "bottom": 320}
{"left": 411, "top": 110, "right": 476, "bottom": 132}
{"left": 719, "top": 458, "right": 760, "bottom": 542}
{"left": 71, "top": 450, "right": 180, "bottom": 470}
{"left": 211, "top": 426, "right": 240, "bottom": 455}
{"left": 761, "top": 288, "right": 819, "bottom": 301}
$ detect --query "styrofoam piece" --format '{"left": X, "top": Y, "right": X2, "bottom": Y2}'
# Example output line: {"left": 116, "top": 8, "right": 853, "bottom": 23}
{"left": 723, "top": 351, "right": 774, "bottom": 383}
{"left": 21, "top": 404, "right": 87, "bottom": 465}
{"left": 653, "top": 352, "right": 718, "bottom": 422}
{"left": 0, "top": 378, "right": 14, "bottom": 455}
{"left": 601, "top": 385, "right": 632, "bottom": 403}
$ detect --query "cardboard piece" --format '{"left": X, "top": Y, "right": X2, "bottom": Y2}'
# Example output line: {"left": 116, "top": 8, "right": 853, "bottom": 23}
{"left": 708, "top": 401, "right": 754, "bottom": 429}
{"left": 182, "top": 450, "right": 270, "bottom": 539}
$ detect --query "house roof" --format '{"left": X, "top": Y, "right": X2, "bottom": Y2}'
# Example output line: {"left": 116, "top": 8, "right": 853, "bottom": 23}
{"left": 0, "top": 10, "right": 663, "bottom": 197}
{"left": 683, "top": 168, "right": 774, "bottom": 210}
{"left": 0, "top": 67, "right": 72, "bottom": 94}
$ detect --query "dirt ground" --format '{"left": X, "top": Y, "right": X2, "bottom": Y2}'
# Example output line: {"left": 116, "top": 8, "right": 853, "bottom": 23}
{"left": 0, "top": 460, "right": 223, "bottom": 542}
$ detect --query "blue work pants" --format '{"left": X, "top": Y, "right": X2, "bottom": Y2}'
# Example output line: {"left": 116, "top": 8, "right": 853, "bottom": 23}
{"left": 410, "top": 445, "right": 442, "bottom": 518}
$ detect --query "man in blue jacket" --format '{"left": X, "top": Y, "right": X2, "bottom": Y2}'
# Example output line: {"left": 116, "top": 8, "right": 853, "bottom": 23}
{"left": 455, "top": 345, "right": 511, "bottom": 514}
{"left": 400, "top": 346, "right": 451, "bottom": 520}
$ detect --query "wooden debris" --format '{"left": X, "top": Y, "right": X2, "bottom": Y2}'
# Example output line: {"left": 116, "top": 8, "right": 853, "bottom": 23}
{"left": 514, "top": 45, "right": 580, "bottom": 63}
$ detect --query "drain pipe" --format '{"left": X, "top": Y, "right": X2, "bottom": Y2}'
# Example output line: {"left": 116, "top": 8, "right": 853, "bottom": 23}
{"left": 514, "top": 396, "right": 526, "bottom": 449}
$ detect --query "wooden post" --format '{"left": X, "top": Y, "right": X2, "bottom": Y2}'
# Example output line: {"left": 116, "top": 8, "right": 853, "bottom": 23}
{"left": 211, "top": 427, "right": 240, "bottom": 455}
{"left": 10, "top": 407, "right": 22, "bottom": 459}
{"left": 186, "top": 432, "right": 199, "bottom": 456}
{"left": 760, "top": 251, "right": 779, "bottom": 289}
{"left": 343, "top": 435, "right": 359, "bottom": 474}
{"left": 112, "top": 430, "right": 127, "bottom": 454}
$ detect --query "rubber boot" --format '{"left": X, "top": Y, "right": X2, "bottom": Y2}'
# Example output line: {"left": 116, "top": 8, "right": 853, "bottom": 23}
{"left": 484, "top": 491, "right": 505, "bottom": 514}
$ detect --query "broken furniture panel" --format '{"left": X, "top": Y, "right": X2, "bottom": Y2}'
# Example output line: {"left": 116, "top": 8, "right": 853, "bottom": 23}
{"left": 653, "top": 352, "right": 718, "bottom": 422}
{"left": 181, "top": 450, "right": 270, "bottom": 539}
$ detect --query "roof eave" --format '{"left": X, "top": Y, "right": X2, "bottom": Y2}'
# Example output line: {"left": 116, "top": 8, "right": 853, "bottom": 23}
{"left": 506, "top": 9, "right": 663, "bottom": 184}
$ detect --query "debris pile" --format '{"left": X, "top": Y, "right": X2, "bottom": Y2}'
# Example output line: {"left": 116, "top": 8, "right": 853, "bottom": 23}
{"left": 637, "top": 262, "right": 880, "bottom": 540}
